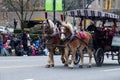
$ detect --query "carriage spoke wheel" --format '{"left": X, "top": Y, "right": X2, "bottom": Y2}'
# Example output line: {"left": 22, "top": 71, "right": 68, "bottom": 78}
{"left": 74, "top": 50, "right": 80, "bottom": 65}
{"left": 95, "top": 48, "right": 104, "bottom": 67}
{"left": 118, "top": 52, "right": 120, "bottom": 65}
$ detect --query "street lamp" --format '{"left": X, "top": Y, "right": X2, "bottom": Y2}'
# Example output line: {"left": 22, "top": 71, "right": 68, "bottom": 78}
{"left": 53, "top": 0, "right": 56, "bottom": 24}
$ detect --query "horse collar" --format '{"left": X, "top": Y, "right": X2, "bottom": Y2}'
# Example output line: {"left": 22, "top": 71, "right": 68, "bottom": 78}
{"left": 64, "top": 34, "right": 74, "bottom": 42}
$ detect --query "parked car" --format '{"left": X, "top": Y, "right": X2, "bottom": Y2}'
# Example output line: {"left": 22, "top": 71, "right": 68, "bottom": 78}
{"left": 0, "top": 26, "right": 14, "bottom": 33}
{"left": 0, "top": 26, "right": 7, "bottom": 33}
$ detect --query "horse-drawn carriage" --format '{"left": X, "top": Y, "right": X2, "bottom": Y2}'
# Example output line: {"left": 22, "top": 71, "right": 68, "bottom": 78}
{"left": 66, "top": 9, "right": 120, "bottom": 66}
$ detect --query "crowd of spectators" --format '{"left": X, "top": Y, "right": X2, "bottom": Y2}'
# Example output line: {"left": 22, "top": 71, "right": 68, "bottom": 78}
{"left": 0, "top": 30, "right": 46, "bottom": 56}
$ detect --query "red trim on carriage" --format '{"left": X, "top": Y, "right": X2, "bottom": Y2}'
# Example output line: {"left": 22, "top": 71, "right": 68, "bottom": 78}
{"left": 79, "top": 19, "right": 83, "bottom": 31}
{"left": 113, "top": 21, "right": 118, "bottom": 33}
{"left": 102, "top": 21, "right": 106, "bottom": 31}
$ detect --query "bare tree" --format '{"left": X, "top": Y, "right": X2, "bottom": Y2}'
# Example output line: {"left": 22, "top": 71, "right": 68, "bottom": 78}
{"left": 4, "top": 0, "right": 38, "bottom": 29}
{"left": 64, "top": 0, "right": 94, "bottom": 10}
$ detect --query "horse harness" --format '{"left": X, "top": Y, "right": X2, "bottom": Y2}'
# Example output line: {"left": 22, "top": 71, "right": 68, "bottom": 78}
{"left": 64, "top": 32, "right": 88, "bottom": 45}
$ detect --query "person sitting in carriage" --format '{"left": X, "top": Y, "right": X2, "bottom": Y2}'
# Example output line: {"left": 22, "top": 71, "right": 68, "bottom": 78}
{"left": 86, "top": 21, "right": 96, "bottom": 33}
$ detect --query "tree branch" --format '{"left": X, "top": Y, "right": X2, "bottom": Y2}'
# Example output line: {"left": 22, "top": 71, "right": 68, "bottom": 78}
{"left": 6, "top": 0, "right": 21, "bottom": 20}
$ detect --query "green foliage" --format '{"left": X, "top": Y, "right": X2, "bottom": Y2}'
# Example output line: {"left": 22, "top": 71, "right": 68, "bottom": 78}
{"left": 14, "top": 29, "right": 22, "bottom": 33}
{"left": 29, "top": 34, "right": 40, "bottom": 38}
{"left": 24, "top": 28, "right": 31, "bottom": 33}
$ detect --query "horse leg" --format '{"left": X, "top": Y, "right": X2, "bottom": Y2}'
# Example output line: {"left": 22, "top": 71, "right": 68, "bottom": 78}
{"left": 60, "top": 48, "right": 66, "bottom": 64}
{"left": 46, "top": 53, "right": 52, "bottom": 68}
{"left": 86, "top": 46, "right": 92, "bottom": 68}
{"left": 64, "top": 47, "right": 69, "bottom": 67}
{"left": 46, "top": 50, "right": 54, "bottom": 68}
{"left": 79, "top": 46, "right": 84, "bottom": 68}
{"left": 51, "top": 50, "right": 54, "bottom": 67}
{"left": 61, "top": 53, "right": 65, "bottom": 64}
{"left": 69, "top": 48, "right": 76, "bottom": 69}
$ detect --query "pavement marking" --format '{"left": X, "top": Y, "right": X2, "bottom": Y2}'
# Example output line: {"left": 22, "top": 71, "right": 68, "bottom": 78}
{"left": 103, "top": 68, "right": 120, "bottom": 72}
{"left": 0, "top": 60, "right": 39, "bottom": 62}
{"left": 24, "top": 79, "right": 34, "bottom": 80}
{"left": 0, "top": 64, "right": 43, "bottom": 69}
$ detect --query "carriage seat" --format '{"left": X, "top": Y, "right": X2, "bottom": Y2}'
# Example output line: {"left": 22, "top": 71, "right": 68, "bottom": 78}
{"left": 105, "top": 28, "right": 114, "bottom": 38}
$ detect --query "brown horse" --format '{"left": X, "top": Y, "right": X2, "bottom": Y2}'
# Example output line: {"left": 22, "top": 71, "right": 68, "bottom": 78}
{"left": 59, "top": 21, "right": 93, "bottom": 68}
{"left": 42, "top": 19, "right": 66, "bottom": 68}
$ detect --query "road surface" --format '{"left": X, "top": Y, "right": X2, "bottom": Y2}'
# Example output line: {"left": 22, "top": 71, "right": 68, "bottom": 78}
{"left": 0, "top": 56, "right": 120, "bottom": 80}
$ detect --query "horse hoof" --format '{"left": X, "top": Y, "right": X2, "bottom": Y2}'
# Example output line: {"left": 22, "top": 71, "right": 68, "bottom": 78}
{"left": 68, "top": 60, "right": 72, "bottom": 64}
{"left": 64, "top": 64, "right": 68, "bottom": 67}
{"left": 51, "top": 64, "right": 54, "bottom": 67}
{"left": 79, "top": 65, "right": 83, "bottom": 68}
{"left": 62, "top": 60, "right": 65, "bottom": 64}
{"left": 69, "top": 67, "right": 73, "bottom": 69}
{"left": 68, "top": 64, "right": 74, "bottom": 69}
{"left": 46, "top": 65, "right": 50, "bottom": 68}
{"left": 87, "top": 65, "right": 92, "bottom": 68}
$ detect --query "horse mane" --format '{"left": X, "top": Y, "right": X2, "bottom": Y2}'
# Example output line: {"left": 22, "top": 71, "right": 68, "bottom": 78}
{"left": 61, "top": 21, "right": 74, "bottom": 34}
{"left": 44, "top": 19, "right": 60, "bottom": 35}
{"left": 43, "top": 19, "right": 54, "bottom": 28}
{"left": 48, "top": 19, "right": 55, "bottom": 29}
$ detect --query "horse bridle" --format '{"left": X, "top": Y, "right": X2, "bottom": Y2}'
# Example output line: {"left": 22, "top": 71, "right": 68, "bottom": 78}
{"left": 42, "top": 20, "right": 49, "bottom": 33}
{"left": 59, "top": 25, "right": 73, "bottom": 41}
{"left": 60, "top": 26, "right": 65, "bottom": 35}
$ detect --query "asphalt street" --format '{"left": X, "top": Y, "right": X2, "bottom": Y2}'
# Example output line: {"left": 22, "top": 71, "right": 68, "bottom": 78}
{"left": 0, "top": 55, "right": 120, "bottom": 80}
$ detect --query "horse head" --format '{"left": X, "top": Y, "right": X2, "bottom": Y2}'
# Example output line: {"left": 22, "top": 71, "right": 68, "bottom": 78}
{"left": 59, "top": 21, "right": 74, "bottom": 40}
{"left": 42, "top": 19, "right": 57, "bottom": 37}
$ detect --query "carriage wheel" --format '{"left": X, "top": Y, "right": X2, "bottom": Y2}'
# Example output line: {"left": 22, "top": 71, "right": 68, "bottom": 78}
{"left": 118, "top": 52, "right": 120, "bottom": 65}
{"left": 94, "top": 48, "right": 104, "bottom": 67}
{"left": 74, "top": 50, "right": 80, "bottom": 65}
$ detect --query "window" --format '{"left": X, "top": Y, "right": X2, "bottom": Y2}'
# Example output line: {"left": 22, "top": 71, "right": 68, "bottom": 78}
{"left": 103, "top": 0, "right": 116, "bottom": 10}
{"left": 111, "top": 0, "right": 116, "bottom": 9}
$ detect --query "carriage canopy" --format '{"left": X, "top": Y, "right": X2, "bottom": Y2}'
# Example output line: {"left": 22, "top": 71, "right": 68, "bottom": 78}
{"left": 66, "top": 9, "right": 119, "bottom": 20}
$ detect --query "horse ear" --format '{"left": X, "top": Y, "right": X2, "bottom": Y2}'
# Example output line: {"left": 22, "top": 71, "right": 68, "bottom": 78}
{"left": 46, "top": 19, "right": 50, "bottom": 26}
{"left": 46, "top": 19, "right": 49, "bottom": 23}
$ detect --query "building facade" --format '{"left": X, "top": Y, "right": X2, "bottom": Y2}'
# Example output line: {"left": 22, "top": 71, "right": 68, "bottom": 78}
{"left": 0, "top": 0, "right": 45, "bottom": 27}
{"left": 0, "top": 0, "right": 119, "bottom": 28}
{"left": 99, "top": 0, "right": 120, "bottom": 12}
